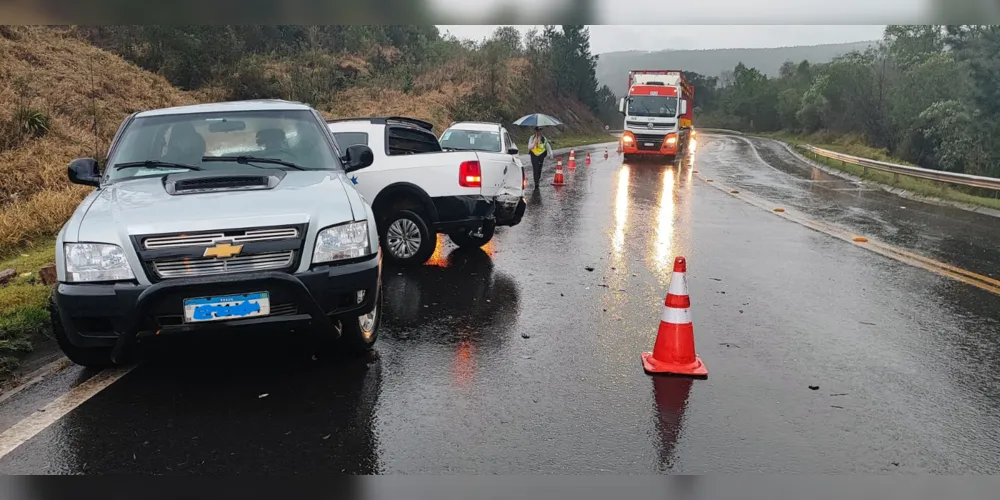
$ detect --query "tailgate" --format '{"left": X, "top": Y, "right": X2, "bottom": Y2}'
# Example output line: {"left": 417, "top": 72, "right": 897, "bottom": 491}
{"left": 478, "top": 152, "right": 524, "bottom": 199}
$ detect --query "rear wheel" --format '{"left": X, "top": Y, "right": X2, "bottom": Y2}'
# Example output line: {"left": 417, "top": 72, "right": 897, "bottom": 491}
{"left": 380, "top": 209, "right": 436, "bottom": 266}
{"left": 449, "top": 221, "right": 495, "bottom": 249}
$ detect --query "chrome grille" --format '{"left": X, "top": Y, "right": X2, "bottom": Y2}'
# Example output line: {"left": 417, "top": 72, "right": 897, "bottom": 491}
{"left": 144, "top": 228, "right": 299, "bottom": 250}
{"left": 152, "top": 251, "right": 295, "bottom": 279}
{"left": 627, "top": 121, "right": 676, "bottom": 131}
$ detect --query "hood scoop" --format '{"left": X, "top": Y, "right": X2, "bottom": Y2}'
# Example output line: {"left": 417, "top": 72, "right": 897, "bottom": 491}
{"left": 164, "top": 169, "right": 285, "bottom": 195}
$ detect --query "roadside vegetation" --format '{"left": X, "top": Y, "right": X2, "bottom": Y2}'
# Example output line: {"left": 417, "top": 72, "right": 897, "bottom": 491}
{"left": 691, "top": 25, "right": 1000, "bottom": 206}
{"left": 0, "top": 25, "right": 617, "bottom": 373}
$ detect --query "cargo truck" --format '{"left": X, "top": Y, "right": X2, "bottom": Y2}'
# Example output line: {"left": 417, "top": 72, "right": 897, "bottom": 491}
{"left": 617, "top": 70, "right": 694, "bottom": 162}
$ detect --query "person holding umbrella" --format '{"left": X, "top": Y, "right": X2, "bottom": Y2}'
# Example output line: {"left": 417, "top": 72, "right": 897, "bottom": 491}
{"left": 527, "top": 127, "right": 554, "bottom": 188}
{"left": 513, "top": 113, "right": 562, "bottom": 188}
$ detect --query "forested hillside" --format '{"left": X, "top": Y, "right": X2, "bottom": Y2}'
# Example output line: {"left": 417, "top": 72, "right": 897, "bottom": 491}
{"left": 596, "top": 41, "right": 874, "bottom": 96}
{"left": 692, "top": 25, "right": 1000, "bottom": 179}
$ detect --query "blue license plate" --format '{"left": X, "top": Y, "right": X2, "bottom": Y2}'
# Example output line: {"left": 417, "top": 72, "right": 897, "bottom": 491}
{"left": 183, "top": 292, "right": 270, "bottom": 323}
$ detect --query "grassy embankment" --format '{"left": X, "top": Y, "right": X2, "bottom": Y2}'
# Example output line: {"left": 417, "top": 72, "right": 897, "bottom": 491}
{"left": 759, "top": 131, "right": 1000, "bottom": 212}
{"left": 0, "top": 26, "right": 612, "bottom": 375}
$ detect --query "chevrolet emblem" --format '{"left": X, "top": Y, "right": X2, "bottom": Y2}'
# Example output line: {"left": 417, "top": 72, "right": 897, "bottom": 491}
{"left": 203, "top": 242, "right": 243, "bottom": 259}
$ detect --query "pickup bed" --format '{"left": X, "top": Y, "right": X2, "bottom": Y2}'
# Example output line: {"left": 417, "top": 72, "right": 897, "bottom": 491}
{"left": 327, "top": 117, "right": 527, "bottom": 265}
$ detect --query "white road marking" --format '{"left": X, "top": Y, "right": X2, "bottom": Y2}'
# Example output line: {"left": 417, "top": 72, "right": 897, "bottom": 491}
{"left": 0, "top": 365, "right": 134, "bottom": 459}
{"left": 0, "top": 356, "right": 71, "bottom": 406}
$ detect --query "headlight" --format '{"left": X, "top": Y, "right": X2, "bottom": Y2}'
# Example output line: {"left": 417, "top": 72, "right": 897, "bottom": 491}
{"left": 64, "top": 243, "right": 135, "bottom": 282}
{"left": 313, "top": 221, "right": 371, "bottom": 263}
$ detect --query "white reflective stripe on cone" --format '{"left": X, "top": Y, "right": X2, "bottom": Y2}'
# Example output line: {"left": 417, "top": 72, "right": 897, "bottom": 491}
{"left": 667, "top": 272, "right": 688, "bottom": 296}
{"left": 661, "top": 306, "right": 692, "bottom": 325}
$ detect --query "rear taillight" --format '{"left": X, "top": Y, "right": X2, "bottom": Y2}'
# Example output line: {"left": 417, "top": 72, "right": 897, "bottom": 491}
{"left": 459, "top": 161, "right": 482, "bottom": 188}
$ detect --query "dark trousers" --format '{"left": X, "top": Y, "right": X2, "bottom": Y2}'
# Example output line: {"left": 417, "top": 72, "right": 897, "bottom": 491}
{"left": 530, "top": 152, "right": 547, "bottom": 186}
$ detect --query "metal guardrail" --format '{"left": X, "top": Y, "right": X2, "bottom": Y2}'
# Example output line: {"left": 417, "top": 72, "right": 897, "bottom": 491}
{"left": 695, "top": 128, "right": 743, "bottom": 135}
{"left": 801, "top": 145, "right": 1000, "bottom": 191}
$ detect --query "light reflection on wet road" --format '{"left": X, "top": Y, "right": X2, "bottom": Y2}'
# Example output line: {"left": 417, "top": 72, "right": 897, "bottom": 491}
{"left": 2, "top": 138, "right": 1000, "bottom": 473}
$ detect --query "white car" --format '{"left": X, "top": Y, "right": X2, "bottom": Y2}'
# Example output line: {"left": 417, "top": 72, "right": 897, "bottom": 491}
{"left": 52, "top": 100, "right": 383, "bottom": 367}
{"left": 327, "top": 117, "right": 527, "bottom": 266}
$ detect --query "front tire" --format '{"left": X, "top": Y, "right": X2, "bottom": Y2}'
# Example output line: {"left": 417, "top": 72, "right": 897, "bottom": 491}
{"left": 448, "top": 221, "right": 495, "bottom": 249}
{"left": 49, "top": 297, "right": 115, "bottom": 369}
{"left": 337, "top": 283, "right": 383, "bottom": 356}
{"left": 380, "top": 209, "right": 436, "bottom": 266}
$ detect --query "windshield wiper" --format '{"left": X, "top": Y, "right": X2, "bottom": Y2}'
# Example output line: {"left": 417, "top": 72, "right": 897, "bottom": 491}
{"left": 202, "top": 155, "right": 307, "bottom": 171}
{"left": 113, "top": 160, "right": 202, "bottom": 171}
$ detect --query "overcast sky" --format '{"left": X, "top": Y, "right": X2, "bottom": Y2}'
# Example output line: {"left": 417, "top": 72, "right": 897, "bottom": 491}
{"left": 438, "top": 25, "right": 890, "bottom": 53}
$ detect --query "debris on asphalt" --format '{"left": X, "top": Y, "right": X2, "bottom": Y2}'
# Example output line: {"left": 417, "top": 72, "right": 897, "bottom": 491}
{"left": 585, "top": 266, "right": 595, "bottom": 272}
{"left": 709, "top": 278, "right": 722, "bottom": 282}
{"left": 860, "top": 321, "right": 876, "bottom": 326}
{"left": 521, "top": 333, "right": 531, "bottom": 339}
{"left": 719, "top": 343, "right": 739, "bottom": 348}
{"left": 560, "top": 293, "right": 564, "bottom": 297}
{"left": 831, "top": 405, "right": 844, "bottom": 409}
{"left": 808, "top": 385, "right": 820, "bottom": 391}
{"left": 322, "top": 434, "right": 331, "bottom": 440}
{"left": 830, "top": 393, "right": 848, "bottom": 397}
{"left": 258, "top": 393, "right": 269, "bottom": 399}
{"left": 739, "top": 310, "right": 744, "bottom": 313}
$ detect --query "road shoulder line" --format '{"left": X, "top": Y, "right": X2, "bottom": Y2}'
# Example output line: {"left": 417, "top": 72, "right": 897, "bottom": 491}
{"left": 0, "top": 365, "right": 134, "bottom": 459}
{"left": 694, "top": 172, "right": 1000, "bottom": 297}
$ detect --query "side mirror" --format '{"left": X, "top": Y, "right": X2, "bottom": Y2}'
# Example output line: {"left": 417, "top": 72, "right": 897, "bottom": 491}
{"left": 344, "top": 144, "right": 374, "bottom": 172}
{"left": 507, "top": 147, "right": 519, "bottom": 155}
{"left": 680, "top": 99, "right": 688, "bottom": 115}
{"left": 618, "top": 97, "right": 626, "bottom": 114}
{"left": 68, "top": 158, "right": 101, "bottom": 187}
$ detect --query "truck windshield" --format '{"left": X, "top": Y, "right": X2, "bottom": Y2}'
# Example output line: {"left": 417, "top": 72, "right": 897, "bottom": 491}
{"left": 105, "top": 109, "right": 342, "bottom": 181}
{"left": 440, "top": 129, "right": 502, "bottom": 153}
{"left": 627, "top": 96, "right": 678, "bottom": 118}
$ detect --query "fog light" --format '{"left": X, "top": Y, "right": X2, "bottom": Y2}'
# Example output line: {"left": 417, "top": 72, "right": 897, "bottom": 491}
{"left": 357, "top": 290, "right": 365, "bottom": 304}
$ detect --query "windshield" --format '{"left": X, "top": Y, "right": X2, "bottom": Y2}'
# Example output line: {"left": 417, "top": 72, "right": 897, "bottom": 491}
{"left": 105, "top": 109, "right": 341, "bottom": 181}
{"left": 627, "top": 96, "right": 678, "bottom": 118}
{"left": 440, "top": 128, "right": 502, "bottom": 153}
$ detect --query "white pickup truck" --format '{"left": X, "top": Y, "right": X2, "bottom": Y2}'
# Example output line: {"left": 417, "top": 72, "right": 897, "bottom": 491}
{"left": 327, "top": 117, "right": 526, "bottom": 266}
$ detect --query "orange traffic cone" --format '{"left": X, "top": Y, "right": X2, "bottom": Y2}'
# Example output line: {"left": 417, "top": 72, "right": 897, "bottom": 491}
{"left": 568, "top": 150, "right": 576, "bottom": 170}
{"left": 585, "top": 152, "right": 591, "bottom": 165}
{"left": 552, "top": 157, "right": 566, "bottom": 186}
{"left": 641, "top": 256, "right": 708, "bottom": 378}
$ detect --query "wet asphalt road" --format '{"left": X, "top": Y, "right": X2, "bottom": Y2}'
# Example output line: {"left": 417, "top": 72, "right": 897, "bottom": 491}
{"left": 2, "top": 136, "right": 1000, "bottom": 473}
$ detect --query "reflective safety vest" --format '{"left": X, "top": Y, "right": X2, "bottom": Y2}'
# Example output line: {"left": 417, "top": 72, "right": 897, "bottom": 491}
{"left": 530, "top": 136, "right": 547, "bottom": 156}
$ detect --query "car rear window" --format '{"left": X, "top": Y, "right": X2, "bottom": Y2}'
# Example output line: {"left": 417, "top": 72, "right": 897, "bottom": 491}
{"left": 333, "top": 132, "right": 369, "bottom": 149}
{"left": 387, "top": 126, "right": 442, "bottom": 155}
